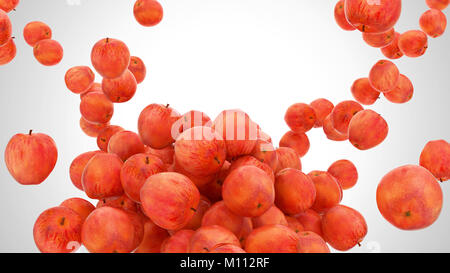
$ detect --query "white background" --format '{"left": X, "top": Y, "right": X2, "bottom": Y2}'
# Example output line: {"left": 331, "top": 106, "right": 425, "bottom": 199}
{"left": 0, "top": 0, "right": 449, "bottom": 252}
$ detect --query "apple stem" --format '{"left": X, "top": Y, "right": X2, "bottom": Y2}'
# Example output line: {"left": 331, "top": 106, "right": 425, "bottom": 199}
{"left": 106, "top": 37, "right": 109, "bottom": 43}
{"left": 28, "top": 130, "right": 33, "bottom": 135}
{"left": 165, "top": 104, "right": 170, "bottom": 108}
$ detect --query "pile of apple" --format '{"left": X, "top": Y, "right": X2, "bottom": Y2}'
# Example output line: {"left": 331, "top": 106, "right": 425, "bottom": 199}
{"left": 3, "top": 0, "right": 450, "bottom": 253}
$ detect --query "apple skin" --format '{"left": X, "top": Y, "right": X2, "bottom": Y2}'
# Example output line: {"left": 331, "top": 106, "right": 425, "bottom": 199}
{"left": 345, "top": 0, "right": 402, "bottom": 33}
{"left": 297, "top": 231, "right": 330, "bottom": 253}
{"left": 377, "top": 165, "right": 443, "bottom": 230}
{"left": 128, "top": 56, "right": 146, "bottom": 84}
{"left": 33, "top": 206, "right": 83, "bottom": 253}
{"left": 33, "top": 39, "right": 63, "bottom": 66}
{"left": 23, "top": 21, "right": 52, "bottom": 47}
{"left": 188, "top": 225, "right": 241, "bottom": 253}
{"left": 65, "top": 66, "right": 95, "bottom": 94}
{"left": 161, "top": 229, "right": 195, "bottom": 253}
{"left": 138, "top": 103, "right": 181, "bottom": 149}
{"left": 120, "top": 153, "right": 166, "bottom": 203}
{"left": 0, "top": 9, "right": 12, "bottom": 46}
{"left": 140, "top": 172, "right": 200, "bottom": 230}
{"left": 322, "top": 205, "right": 367, "bottom": 251}
{"left": 174, "top": 126, "right": 227, "bottom": 177}
{"left": 419, "top": 139, "right": 450, "bottom": 182}
{"left": 5, "top": 130, "right": 57, "bottom": 185}
{"left": 69, "top": 150, "right": 103, "bottom": 191}
{"left": 81, "top": 207, "right": 144, "bottom": 253}
{"left": 60, "top": 197, "right": 95, "bottom": 223}
{"left": 245, "top": 224, "right": 299, "bottom": 253}
{"left": 81, "top": 153, "right": 124, "bottom": 199}
{"left": 91, "top": 38, "right": 130, "bottom": 79}
{"left": 134, "top": 0, "right": 164, "bottom": 27}
{"left": 0, "top": 37, "right": 16, "bottom": 65}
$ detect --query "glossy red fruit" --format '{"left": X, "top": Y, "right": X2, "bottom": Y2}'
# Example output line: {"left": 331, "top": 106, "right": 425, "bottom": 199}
{"left": 279, "top": 131, "right": 310, "bottom": 158}
{"left": 348, "top": 109, "right": 389, "bottom": 150}
{"left": 135, "top": 218, "right": 170, "bottom": 253}
{"left": 120, "top": 153, "right": 165, "bottom": 202}
{"left": 138, "top": 103, "right": 181, "bottom": 149}
{"left": 381, "top": 32, "right": 403, "bottom": 59}
{"left": 334, "top": 0, "right": 355, "bottom": 31}
{"left": 369, "top": 60, "right": 400, "bottom": 93}
{"left": 275, "top": 147, "right": 302, "bottom": 173}
{"left": 128, "top": 56, "right": 146, "bottom": 84}
{"left": 60, "top": 198, "right": 95, "bottom": 223}
{"left": 33, "top": 39, "right": 63, "bottom": 66}
{"left": 362, "top": 28, "right": 395, "bottom": 48}
{"left": 201, "top": 201, "right": 253, "bottom": 243}
{"left": 96, "top": 194, "right": 139, "bottom": 212}
{"left": 384, "top": 74, "right": 414, "bottom": 104}
{"left": 345, "top": 0, "right": 402, "bottom": 33}
{"left": 222, "top": 165, "right": 275, "bottom": 218}
{"left": 295, "top": 209, "right": 323, "bottom": 237}
{"left": 82, "top": 153, "right": 124, "bottom": 199}
{"left": 229, "top": 155, "right": 275, "bottom": 182}
{"left": 297, "top": 231, "right": 330, "bottom": 253}
{"left": 140, "top": 172, "right": 200, "bottom": 230}
{"left": 33, "top": 206, "right": 82, "bottom": 253}
{"left": 5, "top": 130, "right": 57, "bottom": 185}
{"left": 419, "top": 140, "right": 450, "bottom": 182}
{"left": 322, "top": 205, "right": 367, "bottom": 251}
{"left": 80, "top": 92, "right": 114, "bottom": 124}
{"left": 330, "top": 100, "right": 364, "bottom": 134}
{"left": 251, "top": 139, "right": 278, "bottom": 170}
{"left": 275, "top": 168, "right": 316, "bottom": 215}
{"left": 65, "top": 66, "right": 95, "bottom": 94}
{"left": 327, "top": 159, "right": 358, "bottom": 190}
{"left": 308, "top": 171, "right": 342, "bottom": 213}
{"left": 108, "top": 130, "right": 146, "bottom": 161}
{"left": 398, "top": 30, "right": 428, "bottom": 58}
{"left": 252, "top": 206, "right": 288, "bottom": 229}
{"left": 69, "top": 150, "right": 103, "bottom": 191}
{"left": 96, "top": 125, "right": 124, "bottom": 152}
{"left": 79, "top": 117, "right": 109, "bottom": 138}
{"left": 419, "top": 9, "right": 447, "bottom": 38}
{"left": 161, "top": 229, "right": 195, "bottom": 253}
{"left": 245, "top": 225, "right": 299, "bottom": 253}
{"left": 183, "top": 195, "right": 211, "bottom": 230}
{"left": 82, "top": 207, "right": 144, "bottom": 253}
{"left": 0, "top": 0, "right": 19, "bottom": 12}
{"left": 0, "top": 37, "right": 15, "bottom": 65}
{"left": 91, "top": 38, "right": 130, "bottom": 79}
{"left": 212, "top": 109, "right": 259, "bottom": 160}
{"left": 102, "top": 69, "right": 137, "bottom": 103}
{"left": 210, "top": 244, "right": 246, "bottom": 253}
{"left": 174, "top": 126, "right": 226, "bottom": 177}
{"left": 310, "top": 98, "right": 334, "bottom": 128}
{"left": 351, "top": 78, "right": 380, "bottom": 105}
{"left": 322, "top": 114, "right": 348, "bottom": 141}
{"left": 23, "top": 21, "right": 52, "bottom": 46}
{"left": 284, "top": 103, "right": 316, "bottom": 134}
{"left": 134, "top": 0, "right": 164, "bottom": 27}
{"left": 0, "top": 9, "right": 11, "bottom": 46}
{"left": 189, "top": 225, "right": 241, "bottom": 253}
{"left": 426, "top": 0, "right": 449, "bottom": 10}
{"left": 377, "top": 165, "right": 443, "bottom": 230}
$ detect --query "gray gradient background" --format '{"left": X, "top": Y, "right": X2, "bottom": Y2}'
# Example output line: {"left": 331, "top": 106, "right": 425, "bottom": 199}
{"left": 0, "top": 0, "right": 449, "bottom": 253}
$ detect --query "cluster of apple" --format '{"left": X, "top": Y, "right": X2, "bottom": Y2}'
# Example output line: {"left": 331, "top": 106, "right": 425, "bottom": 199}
{"left": 0, "top": 1, "right": 65, "bottom": 66}
{"left": 24, "top": 21, "right": 63, "bottom": 66}
{"left": 377, "top": 138, "right": 449, "bottom": 231}
{"left": 335, "top": 0, "right": 448, "bottom": 59}
{"left": 3, "top": 0, "right": 450, "bottom": 254}
{"left": 0, "top": 1, "right": 19, "bottom": 65}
